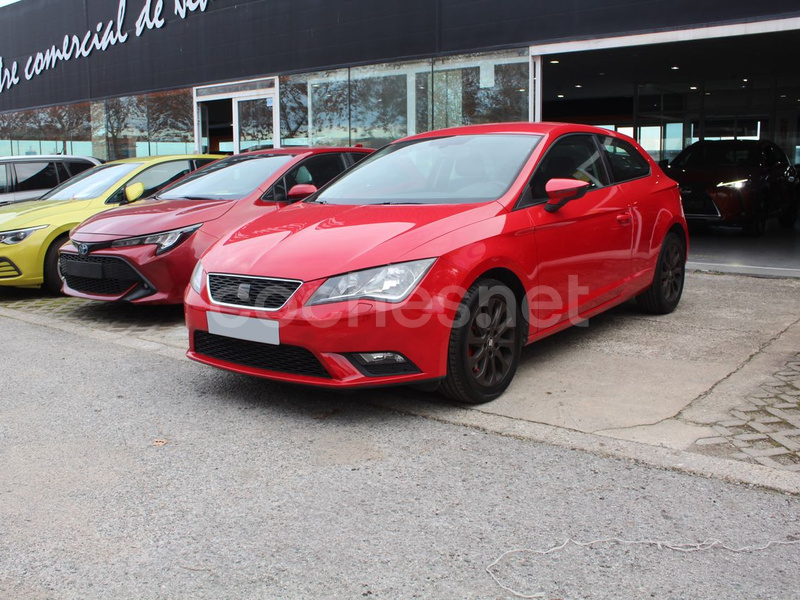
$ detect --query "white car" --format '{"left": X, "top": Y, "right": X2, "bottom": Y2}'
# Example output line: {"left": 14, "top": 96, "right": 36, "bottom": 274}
{"left": 0, "top": 155, "right": 103, "bottom": 206}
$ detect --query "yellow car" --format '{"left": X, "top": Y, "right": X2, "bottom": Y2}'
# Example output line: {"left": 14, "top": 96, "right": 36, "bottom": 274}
{"left": 0, "top": 154, "right": 221, "bottom": 293}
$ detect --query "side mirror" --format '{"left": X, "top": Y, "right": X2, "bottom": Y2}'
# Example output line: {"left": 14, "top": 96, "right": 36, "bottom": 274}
{"left": 121, "top": 182, "right": 146, "bottom": 204}
{"left": 544, "top": 178, "right": 591, "bottom": 213}
{"left": 287, "top": 184, "right": 318, "bottom": 202}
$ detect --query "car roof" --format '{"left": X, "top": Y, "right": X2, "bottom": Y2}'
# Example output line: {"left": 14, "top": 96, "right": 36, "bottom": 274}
{"left": 689, "top": 140, "right": 766, "bottom": 147}
{"left": 0, "top": 155, "right": 103, "bottom": 162}
{"left": 238, "top": 146, "right": 373, "bottom": 158}
{"left": 399, "top": 122, "right": 620, "bottom": 142}
{"left": 107, "top": 154, "right": 222, "bottom": 165}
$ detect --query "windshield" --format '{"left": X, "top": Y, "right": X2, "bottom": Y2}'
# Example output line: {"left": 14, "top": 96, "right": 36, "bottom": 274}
{"left": 158, "top": 154, "right": 294, "bottom": 201}
{"left": 40, "top": 163, "right": 141, "bottom": 201}
{"left": 313, "top": 134, "right": 541, "bottom": 205}
{"left": 671, "top": 143, "right": 759, "bottom": 169}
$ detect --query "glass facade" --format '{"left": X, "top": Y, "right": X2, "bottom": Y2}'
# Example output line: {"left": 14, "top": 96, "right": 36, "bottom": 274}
{"left": 0, "top": 49, "right": 532, "bottom": 159}
{"left": 280, "top": 49, "right": 531, "bottom": 149}
{"left": 0, "top": 89, "right": 195, "bottom": 160}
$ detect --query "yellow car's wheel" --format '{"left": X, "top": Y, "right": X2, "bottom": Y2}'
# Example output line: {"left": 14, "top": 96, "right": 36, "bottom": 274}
{"left": 43, "top": 234, "right": 67, "bottom": 295}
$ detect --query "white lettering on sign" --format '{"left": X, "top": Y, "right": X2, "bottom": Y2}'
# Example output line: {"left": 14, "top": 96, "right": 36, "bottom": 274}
{"left": 174, "top": 0, "right": 210, "bottom": 18}
{"left": 0, "top": 0, "right": 215, "bottom": 96}
{"left": 136, "top": 0, "right": 166, "bottom": 36}
{"left": 23, "top": 0, "right": 128, "bottom": 80}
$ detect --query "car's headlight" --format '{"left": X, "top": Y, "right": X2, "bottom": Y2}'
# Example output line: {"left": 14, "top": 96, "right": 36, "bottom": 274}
{"left": 0, "top": 225, "right": 48, "bottom": 245}
{"left": 307, "top": 259, "right": 435, "bottom": 306}
{"left": 716, "top": 179, "right": 748, "bottom": 189}
{"left": 111, "top": 224, "right": 203, "bottom": 255}
{"left": 190, "top": 260, "right": 205, "bottom": 294}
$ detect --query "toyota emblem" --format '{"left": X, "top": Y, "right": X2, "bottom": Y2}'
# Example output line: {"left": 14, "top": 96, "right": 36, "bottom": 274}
{"left": 78, "top": 243, "right": 90, "bottom": 256}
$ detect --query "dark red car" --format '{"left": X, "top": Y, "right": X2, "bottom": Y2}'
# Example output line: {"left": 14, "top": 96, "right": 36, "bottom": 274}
{"left": 664, "top": 140, "right": 799, "bottom": 236}
{"left": 59, "top": 147, "right": 372, "bottom": 304}
{"left": 185, "top": 123, "right": 688, "bottom": 404}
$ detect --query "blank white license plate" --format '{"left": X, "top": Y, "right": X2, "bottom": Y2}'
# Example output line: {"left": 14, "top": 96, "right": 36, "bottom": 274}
{"left": 206, "top": 311, "right": 280, "bottom": 345}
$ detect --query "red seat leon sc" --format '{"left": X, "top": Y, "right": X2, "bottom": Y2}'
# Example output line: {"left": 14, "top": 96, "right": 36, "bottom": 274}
{"left": 185, "top": 123, "right": 688, "bottom": 404}
{"left": 60, "top": 147, "right": 372, "bottom": 304}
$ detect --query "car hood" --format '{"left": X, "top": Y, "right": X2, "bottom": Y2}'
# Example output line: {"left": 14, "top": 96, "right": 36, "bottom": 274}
{"left": 73, "top": 198, "right": 237, "bottom": 238}
{"left": 205, "top": 201, "right": 504, "bottom": 282}
{"left": 666, "top": 166, "right": 758, "bottom": 187}
{"left": 0, "top": 198, "right": 95, "bottom": 231}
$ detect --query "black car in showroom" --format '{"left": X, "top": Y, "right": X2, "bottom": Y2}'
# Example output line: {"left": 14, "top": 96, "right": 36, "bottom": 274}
{"left": 664, "top": 140, "right": 799, "bottom": 236}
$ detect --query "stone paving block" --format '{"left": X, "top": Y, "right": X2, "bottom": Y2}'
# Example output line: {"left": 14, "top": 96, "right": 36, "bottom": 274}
{"left": 768, "top": 434, "right": 800, "bottom": 452}
{"left": 749, "top": 422, "right": 775, "bottom": 434}
{"left": 712, "top": 425, "right": 734, "bottom": 437}
{"left": 719, "top": 419, "right": 747, "bottom": 427}
{"left": 733, "top": 433, "right": 769, "bottom": 442}
{"left": 731, "top": 410, "right": 755, "bottom": 421}
{"left": 740, "top": 447, "right": 791, "bottom": 458}
{"left": 753, "top": 455, "right": 787, "bottom": 469}
{"left": 694, "top": 437, "right": 729, "bottom": 446}
{"left": 753, "top": 417, "right": 782, "bottom": 424}
{"left": 731, "top": 439, "right": 749, "bottom": 449}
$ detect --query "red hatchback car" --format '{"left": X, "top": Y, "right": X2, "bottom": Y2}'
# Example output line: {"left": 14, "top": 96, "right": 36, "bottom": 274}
{"left": 185, "top": 123, "right": 688, "bottom": 404}
{"left": 60, "top": 148, "right": 372, "bottom": 304}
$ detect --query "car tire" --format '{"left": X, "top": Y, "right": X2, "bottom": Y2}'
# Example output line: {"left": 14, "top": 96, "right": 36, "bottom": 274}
{"left": 779, "top": 202, "right": 798, "bottom": 229}
{"left": 744, "top": 198, "right": 768, "bottom": 237}
{"left": 636, "top": 232, "right": 686, "bottom": 315}
{"left": 440, "top": 278, "right": 522, "bottom": 404}
{"left": 42, "top": 234, "right": 68, "bottom": 295}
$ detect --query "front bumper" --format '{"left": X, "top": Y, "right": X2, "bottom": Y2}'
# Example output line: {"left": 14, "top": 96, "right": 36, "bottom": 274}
{"left": 184, "top": 263, "right": 462, "bottom": 389}
{"left": 60, "top": 231, "right": 214, "bottom": 304}
{"left": 0, "top": 229, "right": 52, "bottom": 287}
{"left": 681, "top": 185, "right": 757, "bottom": 225}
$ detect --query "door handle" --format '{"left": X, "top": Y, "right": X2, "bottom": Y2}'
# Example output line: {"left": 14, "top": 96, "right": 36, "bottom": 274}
{"left": 617, "top": 211, "right": 632, "bottom": 225}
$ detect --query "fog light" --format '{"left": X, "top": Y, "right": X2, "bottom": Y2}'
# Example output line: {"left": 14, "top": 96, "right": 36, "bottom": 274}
{"left": 355, "top": 352, "right": 407, "bottom": 365}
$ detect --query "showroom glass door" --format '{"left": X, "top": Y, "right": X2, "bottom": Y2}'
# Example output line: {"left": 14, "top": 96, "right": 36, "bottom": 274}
{"left": 193, "top": 77, "right": 279, "bottom": 154}
{"left": 234, "top": 96, "right": 277, "bottom": 152}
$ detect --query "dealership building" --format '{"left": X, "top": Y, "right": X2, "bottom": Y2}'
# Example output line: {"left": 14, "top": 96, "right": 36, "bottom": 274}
{"left": 0, "top": 0, "right": 799, "bottom": 163}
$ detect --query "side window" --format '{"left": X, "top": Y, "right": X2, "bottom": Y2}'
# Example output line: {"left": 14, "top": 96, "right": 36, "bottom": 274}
{"left": 66, "top": 160, "right": 94, "bottom": 177}
{"left": 529, "top": 135, "right": 607, "bottom": 201}
{"left": 55, "top": 161, "right": 71, "bottom": 184}
{"left": 348, "top": 152, "right": 369, "bottom": 165}
{"left": 772, "top": 145, "right": 790, "bottom": 169}
{"left": 123, "top": 160, "right": 193, "bottom": 200}
{"left": 293, "top": 154, "right": 347, "bottom": 188}
{"left": 600, "top": 137, "right": 651, "bottom": 183}
{"left": 263, "top": 154, "right": 346, "bottom": 202}
{"left": 0, "top": 165, "right": 9, "bottom": 194}
{"left": 14, "top": 161, "right": 60, "bottom": 192}
{"left": 193, "top": 158, "right": 218, "bottom": 169}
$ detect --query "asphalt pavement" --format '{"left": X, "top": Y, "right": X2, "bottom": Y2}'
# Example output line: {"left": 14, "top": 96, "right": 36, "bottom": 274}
{"left": 2, "top": 272, "right": 800, "bottom": 598}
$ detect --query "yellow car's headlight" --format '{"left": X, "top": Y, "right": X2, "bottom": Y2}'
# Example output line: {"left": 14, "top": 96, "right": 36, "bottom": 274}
{"left": 0, "top": 225, "right": 48, "bottom": 245}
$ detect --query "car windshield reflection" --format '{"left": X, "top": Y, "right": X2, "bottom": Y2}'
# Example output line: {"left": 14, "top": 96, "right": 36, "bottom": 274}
{"left": 158, "top": 154, "right": 294, "bottom": 201}
{"left": 313, "top": 134, "right": 542, "bottom": 205}
{"left": 40, "top": 163, "right": 141, "bottom": 201}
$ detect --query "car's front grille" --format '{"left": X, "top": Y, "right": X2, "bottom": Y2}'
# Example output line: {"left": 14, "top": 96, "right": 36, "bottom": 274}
{"left": 208, "top": 274, "right": 302, "bottom": 310}
{"left": 59, "top": 254, "right": 144, "bottom": 296}
{"left": 194, "top": 331, "right": 331, "bottom": 378}
{"left": 0, "top": 258, "right": 21, "bottom": 278}
{"left": 680, "top": 185, "right": 720, "bottom": 217}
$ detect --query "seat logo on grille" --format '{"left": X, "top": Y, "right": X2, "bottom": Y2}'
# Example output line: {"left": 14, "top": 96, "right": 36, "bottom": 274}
{"left": 78, "top": 243, "right": 90, "bottom": 256}
{"left": 237, "top": 283, "right": 252, "bottom": 302}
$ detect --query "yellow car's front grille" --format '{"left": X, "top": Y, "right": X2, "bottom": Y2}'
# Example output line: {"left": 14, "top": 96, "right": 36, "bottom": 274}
{"left": 0, "top": 258, "right": 21, "bottom": 278}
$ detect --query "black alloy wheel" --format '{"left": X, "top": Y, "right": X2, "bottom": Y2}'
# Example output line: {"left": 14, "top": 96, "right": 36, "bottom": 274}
{"left": 441, "top": 278, "right": 522, "bottom": 404}
{"left": 636, "top": 232, "right": 686, "bottom": 315}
